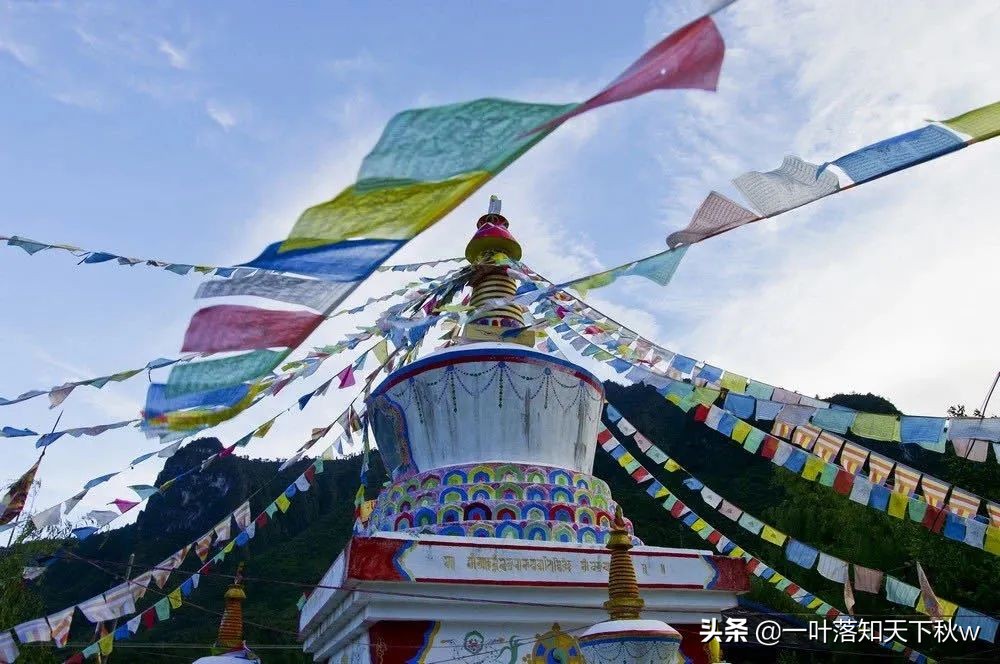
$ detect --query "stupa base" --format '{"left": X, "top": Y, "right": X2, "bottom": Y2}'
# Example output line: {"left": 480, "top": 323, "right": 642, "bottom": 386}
{"left": 299, "top": 533, "right": 748, "bottom": 664}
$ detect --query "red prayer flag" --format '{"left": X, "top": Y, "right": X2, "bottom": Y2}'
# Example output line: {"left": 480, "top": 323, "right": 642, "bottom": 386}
{"left": 181, "top": 304, "right": 324, "bottom": 353}
{"left": 110, "top": 498, "right": 139, "bottom": 514}
{"left": 337, "top": 365, "right": 356, "bottom": 389}
{"left": 921, "top": 505, "right": 945, "bottom": 533}
{"left": 693, "top": 404, "right": 710, "bottom": 422}
{"left": 669, "top": 501, "right": 687, "bottom": 518}
{"left": 534, "top": 15, "right": 725, "bottom": 132}
{"left": 141, "top": 609, "right": 156, "bottom": 629}
{"left": 760, "top": 435, "right": 779, "bottom": 460}
{"left": 255, "top": 513, "right": 268, "bottom": 528}
{"left": 706, "top": 530, "right": 722, "bottom": 545}
{"left": 833, "top": 469, "right": 855, "bottom": 496}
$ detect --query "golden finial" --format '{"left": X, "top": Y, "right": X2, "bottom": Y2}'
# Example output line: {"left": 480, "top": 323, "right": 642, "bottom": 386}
{"left": 603, "top": 505, "right": 644, "bottom": 620}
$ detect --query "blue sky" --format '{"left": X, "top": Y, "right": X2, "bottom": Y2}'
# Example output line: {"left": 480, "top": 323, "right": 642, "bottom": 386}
{"left": 2, "top": 1, "right": 998, "bottom": 527}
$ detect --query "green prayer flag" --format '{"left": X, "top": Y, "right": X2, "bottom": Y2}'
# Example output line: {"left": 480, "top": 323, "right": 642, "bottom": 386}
{"left": 819, "top": 461, "right": 839, "bottom": 487}
{"left": 166, "top": 350, "right": 287, "bottom": 398}
{"left": 942, "top": 101, "right": 1000, "bottom": 142}
{"left": 743, "top": 427, "right": 765, "bottom": 453}
{"left": 357, "top": 98, "right": 575, "bottom": 186}
{"left": 850, "top": 413, "right": 900, "bottom": 442}
{"left": 154, "top": 597, "right": 170, "bottom": 621}
{"left": 907, "top": 497, "right": 928, "bottom": 523}
{"left": 692, "top": 387, "right": 720, "bottom": 406}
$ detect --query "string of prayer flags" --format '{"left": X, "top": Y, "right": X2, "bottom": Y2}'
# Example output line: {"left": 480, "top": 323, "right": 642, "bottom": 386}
{"left": 0, "top": 234, "right": 259, "bottom": 279}
{"left": 596, "top": 444, "right": 939, "bottom": 660}
{"left": 664, "top": 98, "right": 999, "bottom": 246}
{"left": 562, "top": 247, "right": 688, "bottom": 296}
{"left": 598, "top": 350, "right": 1000, "bottom": 558}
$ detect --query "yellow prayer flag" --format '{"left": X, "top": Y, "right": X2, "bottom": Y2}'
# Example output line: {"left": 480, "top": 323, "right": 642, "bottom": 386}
{"left": 654, "top": 486, "right": 670, "bottom": 499}
{"left": 769, "top": 573, "right": 785, "bottom": 585}
{"left": 731, "top": 420, "right": 752, "bottom": 443}
{"left": 761, "top": 525, "right": 787, "bottom": 547}
{"left": 720, "top": 372, "right": 748, "bottom": 393}
{"left": 168, "top": 588, "right": 183, "bottom": 609}
{"left": 985, "top": 526, "right": 1000, "bottom": 556}
{"left": 284, "top": 172, "right": 491, "bottom": 251}
{"left": 664, "top": 459, "right": 681, "bottom": 472}
{"left": 729, "top": 547, "right": 745, "bottom": 558}
{"left": 255, "top": 416, "right": 278, "bottom": 439}
{"left": 693, "top": 387, "right": 720, "bottom": 406}
{"left": 802, "top": 456, "right": 825, "bottom": 482}
{"left": 887, "top": 491, "right": 908, "bottom": 519}
{"left": 276, "top": 493, "right": 291, "bottom": 513}
{"left": 373, "top": 340, "right": 389, "bottom": 365}
{"left": 807, "top": 598, "right": 823, "bottom": 609}
{"left": 917, "top": 594, "right": 957, "bottom": 618}
{"left": 618, "top": 452, "right": 635, "bottom": 467}
{"left": 665, "top": 394, "right": 683, "bottom": 406}
{"left": 943, "top": 101, "right": 1000, "bottom": 142}
{"left": 223, "top": 541, "right": 235, "bottom": 554}
{"left": 691, "top": 518, "right": 707, "bottom": 532}
{"left": 98, "top": 634, "right": 114, "bottom": 656}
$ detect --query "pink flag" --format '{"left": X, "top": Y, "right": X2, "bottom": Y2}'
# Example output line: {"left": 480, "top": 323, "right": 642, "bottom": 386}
{"left": 110, "top": 498, "right": 139, "bottom": 514}
{"left": 337, "top": 365, "right": 356, "bottom": 389}
{"left": 536, "top": 15, "right": 725, "bottom": 132}
{"left": 181, "top": 304, "right": 323, "bottom": 353}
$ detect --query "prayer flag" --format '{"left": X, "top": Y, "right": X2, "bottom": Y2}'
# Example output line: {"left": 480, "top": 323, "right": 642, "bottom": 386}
{"left": 46, "top": 607, "right": 74, "bottom": 647}
{"left": 817, "top": 553, "right": 848, "bottom": 583}
{"left": 1, "top": 458, "right": 41, "bottom": 525}
{"left": 942, "top": 100, "right": 1000, "bottom": 142}
{"left": 14, "top": 618, "right": 51, "bottom": 644}
{"left": 947, "top": 487, "right": 981, "bottom": 519}
{"left": 733, "top": 155, "right": 839, "bottom": 216}
{"left": 832, "top": 125, "right": 964, "bottom": 185}
{"left": 867, "top": 453, "right": 895, "bottom": 486}
{"left": 915, "top": 563, "right": 941, "bottom": 619}
{"left": 666, "top": 191, "right": 757, "bottom": 248}
{"left": 838, "top": 441, "right": 869, "bottom": 474}
{"left": 920, "top": 476, "right": 950, "bottom": 508}
{"left": 337, "top": 365, "right": 356, "bottom": 389}
{"left": 892, "top": 464, "right": 921, "bottom": 496}
{"left": 535, "top": 14, "right": 725, "bottom": 131}
{"left": 110, "top": 498, "right": 139, "bottom": 514}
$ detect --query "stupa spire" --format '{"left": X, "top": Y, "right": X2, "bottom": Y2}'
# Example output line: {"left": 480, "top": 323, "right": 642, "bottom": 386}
{"left": 461, "top": 195, "right": 534, "bottom": 346}
{"left": 216, "top": 563, "right": 248, "bottom": 650}
{"left": 603, "top": 505, "right": 645, "bottom": 620}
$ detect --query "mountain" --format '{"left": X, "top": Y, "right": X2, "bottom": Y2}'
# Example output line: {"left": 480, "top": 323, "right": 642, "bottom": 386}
{"left": 5, "top": 382, "right": 998, "bottom": 662}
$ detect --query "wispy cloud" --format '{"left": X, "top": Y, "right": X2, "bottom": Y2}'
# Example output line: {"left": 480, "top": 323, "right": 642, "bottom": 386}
{"left": 156, "top": 37, "right": 190, "bottom": 70}
{"left": 0, "top": 35, "right": 37, "bottom": 69}
{"left": 205, "top": 99, "right": 238, "bottom": 130}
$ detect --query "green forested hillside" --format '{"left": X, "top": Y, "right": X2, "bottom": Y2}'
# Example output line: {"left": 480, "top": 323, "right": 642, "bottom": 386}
{"left": 3, "top": 383, "right": 997, "bottom": 662}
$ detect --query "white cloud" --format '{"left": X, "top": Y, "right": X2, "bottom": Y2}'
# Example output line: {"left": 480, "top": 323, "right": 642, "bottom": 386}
{"left": 157, "top": 37, "right": 190, "bottom": 69}
{"left": 0, "top": 36, "right": 36, "bottom": 69}
{"left": 644, "top": 0, "right": 1000, "bottom": 414}
{"left": 205, "top": 99, "right": 238, "bottom": 130}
